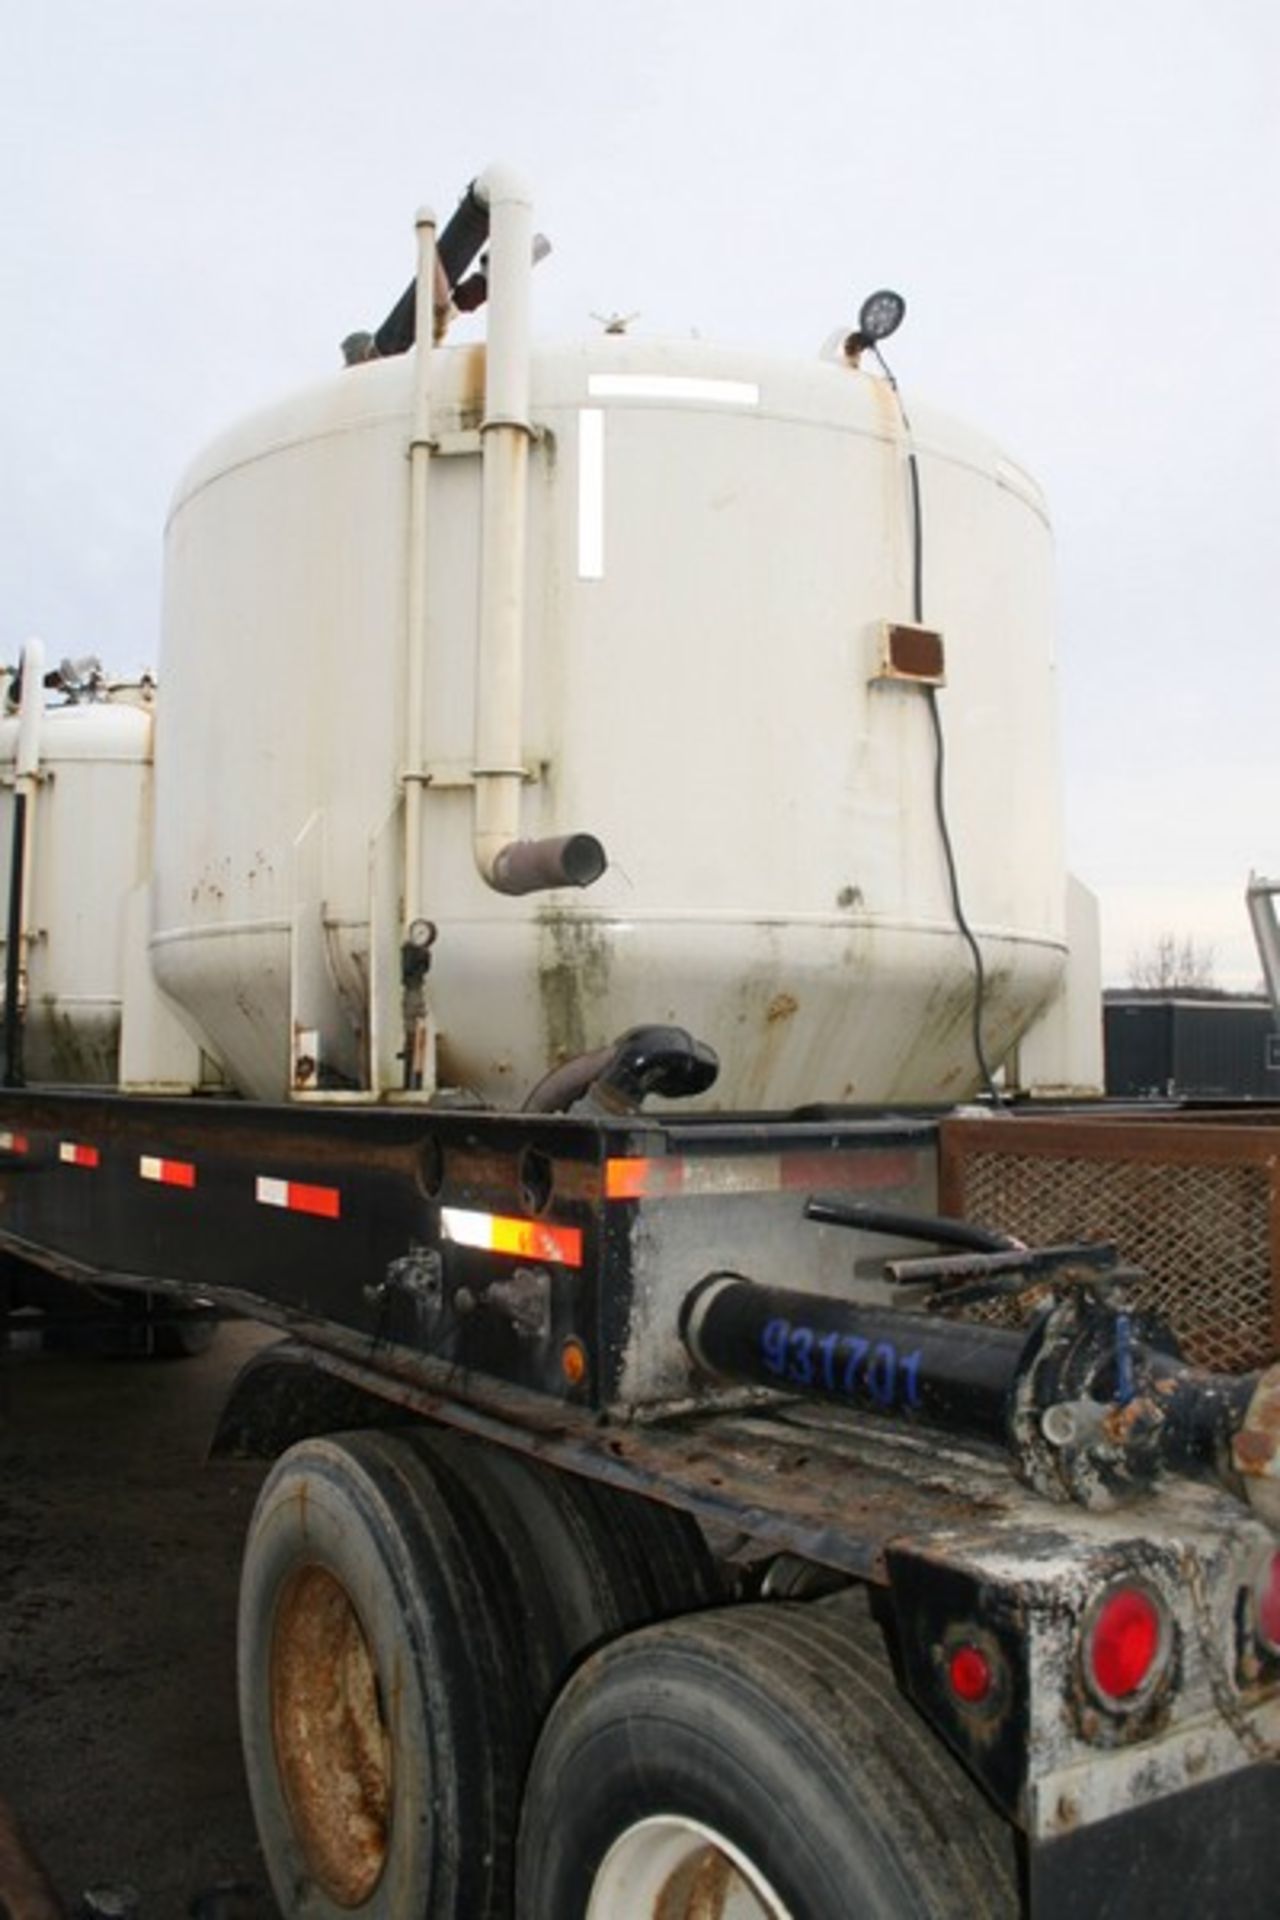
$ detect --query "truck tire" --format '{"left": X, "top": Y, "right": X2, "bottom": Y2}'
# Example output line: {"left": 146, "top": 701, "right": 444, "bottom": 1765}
{"left": 237, "top": 1429, "right": 530, "bottom": 1920}
{"left": 149, "top": 1302, "right": 219, "bottom": 1357}
{"left": 400, "top": 1428, "right": 720, "bottom": 1688}
{"left": 517, "top": 1598, "right": 1021, "bottom": 1920}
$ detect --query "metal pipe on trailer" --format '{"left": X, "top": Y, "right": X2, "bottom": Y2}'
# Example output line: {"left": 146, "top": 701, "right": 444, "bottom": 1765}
{"left": 681, "top": 1268, "right": 1271, "bottom": 1516}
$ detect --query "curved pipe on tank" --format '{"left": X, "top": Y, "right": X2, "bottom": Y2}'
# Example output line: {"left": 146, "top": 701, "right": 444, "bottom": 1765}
{"left": 470, "top": 166, "right": 607, "bottom": 896}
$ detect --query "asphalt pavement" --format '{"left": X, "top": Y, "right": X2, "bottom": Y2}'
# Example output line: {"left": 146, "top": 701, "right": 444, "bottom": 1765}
{"left": 0, "top": 1319, "right": 278, "bottom": 1917}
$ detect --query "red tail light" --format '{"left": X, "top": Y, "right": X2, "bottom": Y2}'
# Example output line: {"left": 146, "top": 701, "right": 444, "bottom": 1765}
{"left": 1254, "top": 1548, "right": 1280, "bottom": 1656}
{"left": 946, "top": 1643, "right": 994, "bottom": 1706}
{"left": 1084, "top": 1582, "right": 1169, "bottom": 1708}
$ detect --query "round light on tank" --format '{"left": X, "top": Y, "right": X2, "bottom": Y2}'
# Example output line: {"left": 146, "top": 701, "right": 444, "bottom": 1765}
{"left": 858, "top": 289, "right": 906, "bottom": 344}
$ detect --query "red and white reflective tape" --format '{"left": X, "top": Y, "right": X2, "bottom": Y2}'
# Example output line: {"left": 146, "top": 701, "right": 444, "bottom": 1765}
{"left": 604, "top": 1147, "right": 918, "bottom": 1202}
{"left": 0, "top": 1131, "right": 29, "bottom": 1155}
{"left": 440, "top": 1205, "right": 583, "bottom": 1270}
{"left": 139, "top": 1155, "right": 197, "bottom": 1190}
{"left": 59, "top": 1141, "right": 100, "bottom": 1169}
{"left": 256, "top": 1176, "right": 341, "bottom": 1221}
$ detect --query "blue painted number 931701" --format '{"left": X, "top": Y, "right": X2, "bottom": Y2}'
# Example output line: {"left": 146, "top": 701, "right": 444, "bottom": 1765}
{"left": 760, "top": 1316, "right": 924, "bottom": 1411}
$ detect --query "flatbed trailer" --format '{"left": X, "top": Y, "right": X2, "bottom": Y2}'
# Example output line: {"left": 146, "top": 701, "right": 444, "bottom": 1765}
{"left": 4, "top": 165, "right": 1278, "bottom": 1918}
{"left": 1, "top": 1087, "right": 1278, "bottom": 1917}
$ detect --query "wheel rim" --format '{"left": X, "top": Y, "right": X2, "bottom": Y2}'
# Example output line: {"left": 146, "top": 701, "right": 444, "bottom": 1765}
{"left": 588, "top": 1815, "right": 795, "bottom": 1919}
{"left": 270, "top": 1563, "right": 393, "bottom": 1907}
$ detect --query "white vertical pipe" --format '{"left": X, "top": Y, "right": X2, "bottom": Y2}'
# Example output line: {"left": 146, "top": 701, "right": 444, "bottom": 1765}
{"left": 472, "top": 166, "right": 534, "bottom": 885}
{"left": 15, "top": 636, "right": 44, "bottom": 779}
{"left": 13, "top": 635, "right": 45, "bottom": 1017}
{"left": 403, "top": 205, "right": 437, "bottom": 933}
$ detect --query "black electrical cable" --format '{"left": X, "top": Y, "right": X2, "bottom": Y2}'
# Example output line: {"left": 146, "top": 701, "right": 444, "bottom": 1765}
{"left": 925, "top": 685, "right": 1002, "bottom": 1102}
{"left": 872, "top": 347, "right": 1003, "bottom": 1106}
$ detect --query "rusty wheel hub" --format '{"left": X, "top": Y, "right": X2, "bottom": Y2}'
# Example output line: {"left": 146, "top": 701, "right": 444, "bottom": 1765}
{"left": 270, "top": 1563, "right": 392, "bottom": 1907}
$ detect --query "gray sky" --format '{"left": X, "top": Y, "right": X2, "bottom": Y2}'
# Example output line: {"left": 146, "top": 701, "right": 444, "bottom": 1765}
{"left": 4, "top": 0, "right": 1278, "bottom": 986}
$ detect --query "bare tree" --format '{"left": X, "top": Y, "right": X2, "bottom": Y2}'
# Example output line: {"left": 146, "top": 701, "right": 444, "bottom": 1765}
{"left": 1128, "top": 931, "right": 1217, "bottom": 992}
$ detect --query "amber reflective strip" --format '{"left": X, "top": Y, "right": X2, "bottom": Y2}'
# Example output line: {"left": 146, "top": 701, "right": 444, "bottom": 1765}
{"left": 605, "top": 1158, "right": 666, "bottom": 1199}
{"left": 441, "top": 1205, "right": 583, "bottom": 1269}
{"left": 606, "top": 1148, "right": 920, "bottom": 1201}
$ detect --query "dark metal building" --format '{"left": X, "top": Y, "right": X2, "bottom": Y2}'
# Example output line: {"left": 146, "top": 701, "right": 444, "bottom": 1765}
{"left": 1104, "top": 993, "right": 1280, "bottom": 1100}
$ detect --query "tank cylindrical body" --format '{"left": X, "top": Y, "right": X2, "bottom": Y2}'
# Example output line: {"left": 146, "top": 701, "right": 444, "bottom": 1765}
{"left": 152, "top": 338, "right": 1065, "bottom": 1107}
{"left": 0, "top": 695, "right": 153, "bottom": 1083}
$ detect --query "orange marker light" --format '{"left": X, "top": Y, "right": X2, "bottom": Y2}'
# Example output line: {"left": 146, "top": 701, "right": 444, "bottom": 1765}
{"left": 561, "top": 1338, "right": 589, "bottom": 1387}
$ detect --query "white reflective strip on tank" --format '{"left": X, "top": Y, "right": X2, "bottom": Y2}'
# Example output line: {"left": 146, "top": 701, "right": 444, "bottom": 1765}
{"left": 577, "top": 408, "right": 605, "bottom": 579}
{"left": 257, "top": 1177, "right": 288, "bottom": 1209}
{"left": 0, "top": 1131, "right": 29, "bottom": 1154}
{"left": 587, "top": 373, "right": 760, "bottom": 407}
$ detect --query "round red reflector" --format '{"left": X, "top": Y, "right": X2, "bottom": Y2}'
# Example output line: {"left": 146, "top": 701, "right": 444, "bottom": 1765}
{"left": 1088, "top": 1584, "right": 1163, "bottom": 1703}
{"left": 1256, "top": 1550, "right": 1280, "bottom": 1654}
{"left": 947, "top": 1643, "right": 993, "bottom": 1705}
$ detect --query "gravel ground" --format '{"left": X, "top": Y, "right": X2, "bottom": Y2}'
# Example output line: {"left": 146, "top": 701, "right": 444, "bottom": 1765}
{"left": 0, "top": 1319, "right": 280, "bottom": 1917}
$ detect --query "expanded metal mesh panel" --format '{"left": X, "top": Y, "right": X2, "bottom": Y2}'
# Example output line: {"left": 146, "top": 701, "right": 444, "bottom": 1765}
{"left": 950, "top": 1148, "right": 1274, "bottom": 1373}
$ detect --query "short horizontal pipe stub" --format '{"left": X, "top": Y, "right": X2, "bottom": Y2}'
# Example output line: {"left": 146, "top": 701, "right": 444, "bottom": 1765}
{"left": 489, "top": 833, "right": 607, "bottom": 895}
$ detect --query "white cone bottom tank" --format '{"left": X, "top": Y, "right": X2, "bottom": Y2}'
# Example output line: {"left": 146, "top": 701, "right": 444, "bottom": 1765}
{"left": 153, "top": 338, "right": 1066, "bottom": 1107}
{"left": 0, "top": 695, "right": 153, "bottom": 1084}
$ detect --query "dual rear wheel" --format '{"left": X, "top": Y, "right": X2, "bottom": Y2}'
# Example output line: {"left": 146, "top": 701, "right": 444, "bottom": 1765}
{"left": 237, "top": 1429, "right": 1018, "bottom": 1918}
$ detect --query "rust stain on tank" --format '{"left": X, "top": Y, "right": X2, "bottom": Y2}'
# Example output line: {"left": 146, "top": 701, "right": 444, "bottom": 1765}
{"left": 458, "top": 343, "right": 487, "bottom": 430}
{"left": 537, "top": 913, "right": 612, "bottom": 1065}
{"left": 766, "top": 992, "right": 798, "bottom": 1025}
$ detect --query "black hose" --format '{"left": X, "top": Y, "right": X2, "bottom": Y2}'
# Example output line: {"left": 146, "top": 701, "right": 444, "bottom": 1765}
{"left": 373, "top": 179, "right": 491, "bottom": 358}
{"left": 804, "top": 1196, "right": 1019, "bottom": 1252}
{"left": 925, "top": 687, "right": 1002, "bottom": 1103}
